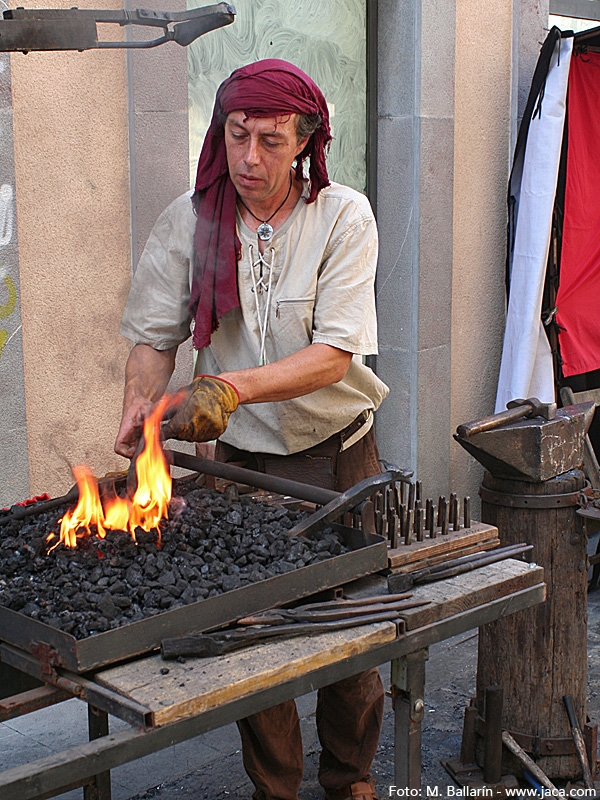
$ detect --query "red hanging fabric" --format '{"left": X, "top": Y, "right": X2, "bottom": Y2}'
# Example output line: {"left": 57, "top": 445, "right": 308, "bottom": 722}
{"left": 556, "top": 51, "right": 600, "bottom": 377}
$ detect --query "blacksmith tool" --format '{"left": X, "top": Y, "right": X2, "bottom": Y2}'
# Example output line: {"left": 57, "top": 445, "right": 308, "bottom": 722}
{"left": 0, "top": 3, "right": 235, "bottom": 52}
{"left": 456, "top": 397, "right": 557, "bottom": 439}
{"left": 168, "top": 449, "right": 411, "bottom": 512}
{"left": 439, "top": 496, "right": 449, "bottom": 536}
{"left": 161, "top": 594, "right": 430, "bottom": 658}
{"left": 463, "top": 496, "right": 471, "bottom": 528}
{"left": 161, "top": 613, "right": 403, "bottom": 659}
{"left": 563, "top": 694, "right": 595, "bottom": 790}
{"left": 236, "top": 594, "right": 429, "bottom": 625}
{"left": 415, "top": 506, "right": 424, "bottom": 541}
{"left": 428, "top": 503, "right": 437, "bottom": 538}
{"left": 408, "top": 481, "right": 416, "bottom": 510}
{"left": 451, "top": 493, "right": 461, "bottom": 531}
{"left": 454, "top": 401, "right": 595, "bottom": 482}
{"left": 387, "top": 543, "right": 533, "bottom": 593}
{"left": 404, "top": 507, "right": 414, "bottom": 545}
{"left": 449, "top": 492, "right": 457, "bottom": 528}
{"left": 501, "top": 732, "right": 560, "bottom": 796}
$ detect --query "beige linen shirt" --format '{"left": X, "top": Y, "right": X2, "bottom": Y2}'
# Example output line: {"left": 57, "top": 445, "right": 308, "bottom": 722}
{"left": 120, "top": 182, "right": 389, "bottom": 455}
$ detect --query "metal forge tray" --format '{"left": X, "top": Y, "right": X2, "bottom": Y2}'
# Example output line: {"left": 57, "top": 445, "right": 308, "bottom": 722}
{"left": 0, "top": 453, "right": 400, "bottom": 673}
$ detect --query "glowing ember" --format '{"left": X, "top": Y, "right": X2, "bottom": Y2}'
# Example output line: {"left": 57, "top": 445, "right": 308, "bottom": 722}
{"left": 49, "top": 397, "right": 172, "bottom": 550}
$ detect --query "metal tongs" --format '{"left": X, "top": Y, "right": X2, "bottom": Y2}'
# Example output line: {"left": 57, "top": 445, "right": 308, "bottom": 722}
{"left": 0, "top": 3, "right": 235, "bottom": 52}
{"left": 387, "top": 542, "right": 534, "bottom": 593}
{"left": 161, "top": 594, "right": 430, "bottom": 658}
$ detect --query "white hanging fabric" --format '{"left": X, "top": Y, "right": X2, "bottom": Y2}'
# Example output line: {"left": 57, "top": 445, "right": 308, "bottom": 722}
{"left": 495, "top": 35, "right": 573, "bottom": 412}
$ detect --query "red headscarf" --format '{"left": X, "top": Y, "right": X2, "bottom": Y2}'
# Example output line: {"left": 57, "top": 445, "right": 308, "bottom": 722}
{"left": 189, "top": 59, "right": 332, "bottom": 350}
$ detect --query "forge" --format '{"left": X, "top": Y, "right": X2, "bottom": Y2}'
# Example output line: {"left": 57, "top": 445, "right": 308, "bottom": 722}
{"left": 0, "top": 458, "right": 392, "bottom": 674}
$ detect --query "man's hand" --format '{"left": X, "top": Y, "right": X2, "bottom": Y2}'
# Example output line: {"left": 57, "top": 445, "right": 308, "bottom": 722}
{"left": 114, "top": 396, "right": 155, "bottom": 459}
{"left": 161, "top": 376, "right": 240, "bottom": 443}
{"left": 115, "top": 344, "right": 178, "bottom": 459}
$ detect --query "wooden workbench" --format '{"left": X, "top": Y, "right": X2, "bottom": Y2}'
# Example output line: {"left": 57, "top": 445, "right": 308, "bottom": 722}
{"left": 0, "top": 558, "right": 545, "bottom": 800}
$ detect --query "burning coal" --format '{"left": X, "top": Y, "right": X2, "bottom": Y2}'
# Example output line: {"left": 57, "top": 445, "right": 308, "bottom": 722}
{"left": 0, "top": 481, "right": 349, "bottom": 639}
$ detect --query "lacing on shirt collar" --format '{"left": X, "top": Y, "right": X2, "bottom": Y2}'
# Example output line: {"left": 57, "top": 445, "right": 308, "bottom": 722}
{"left": 248, "top": 244, "right": 276, "bottom": 366}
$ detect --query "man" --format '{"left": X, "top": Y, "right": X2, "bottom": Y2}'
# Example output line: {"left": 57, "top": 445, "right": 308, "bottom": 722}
{"left": 116, "top": 59, "right": 389, "bottom": 800}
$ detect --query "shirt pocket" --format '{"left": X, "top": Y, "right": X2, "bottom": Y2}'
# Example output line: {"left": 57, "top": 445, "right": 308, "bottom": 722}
{"left": 273, "top": 298, "right": 315, "bottom": 356}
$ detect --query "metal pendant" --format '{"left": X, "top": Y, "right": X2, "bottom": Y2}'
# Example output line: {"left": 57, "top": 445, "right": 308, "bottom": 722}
{"left": 257, "top": 222, "right": 274, "bottom": 241}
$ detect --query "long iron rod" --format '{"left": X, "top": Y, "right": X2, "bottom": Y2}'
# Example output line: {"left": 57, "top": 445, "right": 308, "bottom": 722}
{"left": 168, "top": 449, "right": 339, "bottom": 505}
{"left": 502, "top": 731, "right": 560, "bottom": 795}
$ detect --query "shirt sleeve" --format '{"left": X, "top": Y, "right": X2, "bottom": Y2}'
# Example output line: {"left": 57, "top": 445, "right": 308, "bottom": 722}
{"left": 311, "top": 209, "right": 379, "bottom": 355}
{"left": 119, "top": 194, "right": 194, "bottom": 351}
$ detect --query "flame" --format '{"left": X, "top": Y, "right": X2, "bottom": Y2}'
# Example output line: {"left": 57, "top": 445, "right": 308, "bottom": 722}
{"left": 103, "top": 494, "right": 131, "bottom": 534}
{"left": 49, "top": 398, "right": 172, "bottom": 550}
{"left": 129, "top": 396, "right": 172, "bottom": 544}
{"left": 49, "top": 465, "right": 107, "bottom": 552}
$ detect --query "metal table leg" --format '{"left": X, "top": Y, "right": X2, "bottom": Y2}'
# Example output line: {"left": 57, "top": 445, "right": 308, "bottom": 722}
{"left": 84, "top": 706, "right": 111, "bottom": 800}
{"left": 391, "top": 648, "right": 428, "bottom": 790}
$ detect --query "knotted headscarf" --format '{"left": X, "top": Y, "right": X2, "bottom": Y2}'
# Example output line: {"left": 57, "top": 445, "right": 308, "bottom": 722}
{"left": 189, "top": 59, "right": 332, "bottom": 350}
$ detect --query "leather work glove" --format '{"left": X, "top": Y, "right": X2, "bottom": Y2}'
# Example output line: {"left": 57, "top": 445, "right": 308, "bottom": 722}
{"left": 161, "top": 375, "right": 240, "bottom": 443}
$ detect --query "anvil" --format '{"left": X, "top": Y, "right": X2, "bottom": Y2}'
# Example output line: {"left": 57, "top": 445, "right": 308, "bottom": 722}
{"left": 454, "top": 402, "right": 595, "bottom": 482}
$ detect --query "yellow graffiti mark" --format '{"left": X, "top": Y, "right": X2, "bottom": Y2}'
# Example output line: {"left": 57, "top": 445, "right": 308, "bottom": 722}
{"left": 0, "top": 275, "right": 17, "bottom": 319}
{"left": 0, "top": 329, "right": 7, "bottom": 365}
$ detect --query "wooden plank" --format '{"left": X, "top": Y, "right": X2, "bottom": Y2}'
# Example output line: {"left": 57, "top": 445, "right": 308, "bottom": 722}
{"left": 397, "top": 559, "right": 544, "bottom": 631}
{"left": 390, "top": 538, "right": 500, "bottom": 573}
{"left": 387, "top": 522, "right": 498, "bottom": 568}
{"left": 95, "top": 621, "right": 397, "bottom": 726}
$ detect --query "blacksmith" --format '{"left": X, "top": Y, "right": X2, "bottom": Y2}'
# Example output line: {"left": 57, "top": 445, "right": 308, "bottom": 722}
{"left": 116, "top": 59, "right": 389, "bottom": 800}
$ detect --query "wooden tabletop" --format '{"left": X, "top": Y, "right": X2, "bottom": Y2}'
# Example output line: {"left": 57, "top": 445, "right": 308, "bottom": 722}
{"left": 94, "top": 558, "right": 544, "bottom": 728}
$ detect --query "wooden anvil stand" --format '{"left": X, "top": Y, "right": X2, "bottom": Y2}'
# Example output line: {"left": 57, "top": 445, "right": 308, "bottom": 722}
{"left": 446, "top": 401, "right": 598, "bottom": 793}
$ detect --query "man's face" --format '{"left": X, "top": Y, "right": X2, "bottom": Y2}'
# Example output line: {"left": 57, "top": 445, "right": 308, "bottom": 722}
{"left": 224, "top": 111, "right": 308, "bottom": 206}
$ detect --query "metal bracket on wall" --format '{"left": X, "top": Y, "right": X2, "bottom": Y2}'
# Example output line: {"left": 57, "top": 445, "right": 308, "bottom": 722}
{"left": 0, "top": 2, "right": 235, "bottom": 52}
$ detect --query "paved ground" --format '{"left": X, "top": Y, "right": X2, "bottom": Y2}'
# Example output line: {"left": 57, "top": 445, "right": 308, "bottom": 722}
{"left": 1, "top": 592, "right": 599, "bottom": 800}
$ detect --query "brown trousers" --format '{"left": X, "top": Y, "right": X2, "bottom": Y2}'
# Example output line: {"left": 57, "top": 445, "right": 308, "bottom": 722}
{"left": 215, "top": 419, "right": 385, "bottom": 800}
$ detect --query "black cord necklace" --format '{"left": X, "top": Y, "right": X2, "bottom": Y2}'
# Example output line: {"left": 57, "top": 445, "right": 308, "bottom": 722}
{"left": 238, "top": 173, "right": 293, "bottom": 241}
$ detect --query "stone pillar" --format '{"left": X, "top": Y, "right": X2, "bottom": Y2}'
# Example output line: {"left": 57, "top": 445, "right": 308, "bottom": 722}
{"left": 10, "top": 4, "right": 133, "bottom": 498}
{"left": 375, "top": 0, "right": 549, "bottom": 511}
{"left": 125, "top": 0, "right": 194, "bottom": 396}
{"left": 375, "top": 0, "right": 456, "bottom": 500}
{"left": 0, "top": 53, "right": 29, "bottom": 507}
{"left": 449, "top": 2, "right": 516, "bottom": 511}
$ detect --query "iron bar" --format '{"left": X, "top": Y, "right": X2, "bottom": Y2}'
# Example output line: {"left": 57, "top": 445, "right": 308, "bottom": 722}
{"left": 429, "top": 507, "right": 437, "bottom": 539}
{"left": 483, "top": 685, "right": 503, "bottom": 784}
{"left": 463, "top": 496, "right": 471, "bottom": 529}
{"left": 0, "top": 686, "right": 70, "bottom": 723}
{"left": 0, "top": 643, "right": 153, "bottom": 729}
